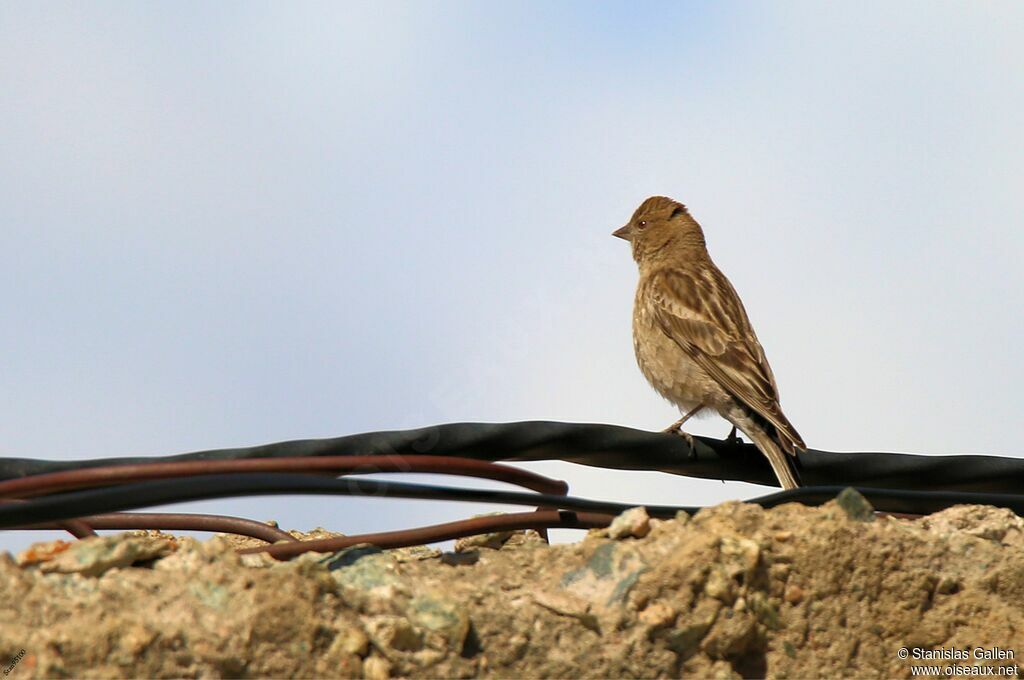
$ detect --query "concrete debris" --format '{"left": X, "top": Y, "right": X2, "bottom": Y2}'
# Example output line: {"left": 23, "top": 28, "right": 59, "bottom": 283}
{"left": 1, "top": 502, "right": 1022, "bottom": 677}
{"left": 835, "top": 486, "right": 876, "bottom": 522}
{"left": 18, "top": 533, "right": 174, "bottom": 576}
{"left": 607, "top": 506, "right": 651, "bottom": 539}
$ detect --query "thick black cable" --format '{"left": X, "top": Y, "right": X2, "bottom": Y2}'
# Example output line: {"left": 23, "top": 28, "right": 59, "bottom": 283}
{"left": 2, "top": 421, "right": 1022, "bottom": 493}
{"left": 2, "top": 473, "right": 1024, "bottom": 530}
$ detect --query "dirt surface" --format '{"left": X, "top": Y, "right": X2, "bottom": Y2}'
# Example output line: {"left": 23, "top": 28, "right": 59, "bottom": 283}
{"left": 2, "top": 493, "right": 1022, "bottom": 678}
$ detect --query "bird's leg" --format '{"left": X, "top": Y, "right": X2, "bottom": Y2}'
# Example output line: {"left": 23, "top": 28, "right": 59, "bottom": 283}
{"left": 662, "top": 403, "right": 705, "bottom": 434}
{"left": 724, "top": 425, "right": 743, "bottom": 446}
{"left": 663, "top": 404, "right": 705, "bottom": 457}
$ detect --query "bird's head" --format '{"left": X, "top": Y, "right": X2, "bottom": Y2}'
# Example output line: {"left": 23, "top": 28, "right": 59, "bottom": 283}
{"left": 613, "top": 196, "right": 706, "bottom": 264}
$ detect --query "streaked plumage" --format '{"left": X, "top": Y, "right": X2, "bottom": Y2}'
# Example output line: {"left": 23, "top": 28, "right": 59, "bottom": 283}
{"left": 614, "top": 196, "right": 805, "bottom": 489}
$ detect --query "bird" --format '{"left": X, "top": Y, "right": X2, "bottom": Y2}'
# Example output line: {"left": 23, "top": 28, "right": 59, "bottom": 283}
{"left": 613, "top": 195, "right": 805, "bottom": 489}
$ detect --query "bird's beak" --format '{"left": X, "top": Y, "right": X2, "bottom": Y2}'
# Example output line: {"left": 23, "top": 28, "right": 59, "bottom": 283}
{"left": 612, "top": 223, "right": 634, "bottom": 241}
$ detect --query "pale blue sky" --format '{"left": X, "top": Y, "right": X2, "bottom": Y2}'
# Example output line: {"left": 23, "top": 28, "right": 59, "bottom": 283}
{"left": 2, "top": 2, "right": 1022, "bottom": 553}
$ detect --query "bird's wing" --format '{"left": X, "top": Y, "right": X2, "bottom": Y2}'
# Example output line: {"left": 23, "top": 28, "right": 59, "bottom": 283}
{"left": 645, "top": 267, "right": 805, "bottom": 452}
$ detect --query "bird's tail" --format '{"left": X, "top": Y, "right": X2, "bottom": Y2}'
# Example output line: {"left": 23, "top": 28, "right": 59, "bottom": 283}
{"left": 747, "top": 426, "right": 802, "bottom": 490}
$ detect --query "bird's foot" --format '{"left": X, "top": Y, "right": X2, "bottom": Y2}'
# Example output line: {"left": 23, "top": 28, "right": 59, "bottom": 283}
{"left": 663, "top": 426, "right": 698, "bottom": 458}
{"left": 681, "top": 431, "right": 696, "bottom": 458}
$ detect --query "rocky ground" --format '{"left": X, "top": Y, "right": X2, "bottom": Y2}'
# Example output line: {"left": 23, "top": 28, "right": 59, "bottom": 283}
{"left": 1, "top": 491, "right": 1022, "bottom": 678}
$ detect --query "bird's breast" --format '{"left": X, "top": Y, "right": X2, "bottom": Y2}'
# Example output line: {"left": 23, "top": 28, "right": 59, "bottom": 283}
{"left": 632, "top": 300, "right": 723, "bottom": 411}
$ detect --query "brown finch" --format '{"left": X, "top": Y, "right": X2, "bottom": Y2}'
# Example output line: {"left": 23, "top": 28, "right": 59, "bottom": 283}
{"left": 613, "top": 196, "right": 805, "bottom": 489}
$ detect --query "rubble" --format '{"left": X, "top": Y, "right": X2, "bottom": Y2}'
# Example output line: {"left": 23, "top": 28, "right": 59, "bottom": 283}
{"left": 2, "top": 499, "right": 1022, "bottom": 678}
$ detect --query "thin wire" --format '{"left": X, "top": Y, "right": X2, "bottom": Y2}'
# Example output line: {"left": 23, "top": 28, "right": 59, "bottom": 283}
{"left": 3, "top": 473, "right": 1024, "bottom": 531}
{"left": 0, "top": 473, "right": 693, "bottom": 528}
{"left": 240, "top": 510, "right": 615, "bottom": 559}
{"left": 15, "top": 512, "right": 298, "bottom": 544}
{"left": 0, "top": 455, "right": 568, "bottom": 499}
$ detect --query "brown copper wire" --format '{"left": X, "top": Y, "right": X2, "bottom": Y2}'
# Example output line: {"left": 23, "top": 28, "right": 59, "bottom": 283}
{"left": 240, "top": 509, "right": 616, "bottom": 560}
{"left": 1, "top": 457, "right": 570, "bottom": 545}
{"left": 15, "top": 512, "right": 298, "bottom": 544}
{"left": 54, "top": 518, "right": 98, "bottom": 539}
{"left": 0, "top": 455, "right": 568, "bottom": 499}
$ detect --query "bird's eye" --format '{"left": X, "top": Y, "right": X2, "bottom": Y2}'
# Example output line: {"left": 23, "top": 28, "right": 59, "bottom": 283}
{"left": 638, "top": 220, "right": 647, "bottom": 229}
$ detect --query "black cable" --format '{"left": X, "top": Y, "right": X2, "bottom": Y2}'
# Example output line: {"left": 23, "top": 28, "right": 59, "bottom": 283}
{"left": 2, "top": 472, "right": 1024, "bottom": 529}
{"left": 2, "top": 421, "right": 1022, "bottom": 493}
{"left": 749, "top": 486, "right": 1024, "bottom": 516}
